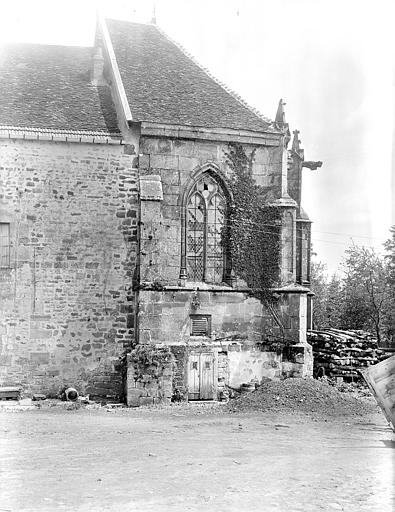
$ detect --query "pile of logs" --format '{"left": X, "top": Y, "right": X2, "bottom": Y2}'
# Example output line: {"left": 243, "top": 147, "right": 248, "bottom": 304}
{"left": 307, "top": 329, "right": 390, "bottom": 381}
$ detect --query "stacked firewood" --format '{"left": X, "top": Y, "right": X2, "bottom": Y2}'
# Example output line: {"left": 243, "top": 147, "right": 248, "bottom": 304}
{"left": 307, "top": 329, "right": 390, "bottom": 381}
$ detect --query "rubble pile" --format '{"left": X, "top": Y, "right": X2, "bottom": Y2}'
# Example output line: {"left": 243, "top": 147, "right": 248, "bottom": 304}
{"left": 227, "top": 377, "right": 377, "bottom": 417}
{"left": 307, "top": 329, "right": 389, "bottom": 381}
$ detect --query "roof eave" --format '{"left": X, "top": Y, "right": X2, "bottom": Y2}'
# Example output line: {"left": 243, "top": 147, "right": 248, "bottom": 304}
{"left": 0, "top": 125, "right": 123, "bottom": 144}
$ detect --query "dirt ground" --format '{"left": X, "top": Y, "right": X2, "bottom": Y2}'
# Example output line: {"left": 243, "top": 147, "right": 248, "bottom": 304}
{"left": 0, "top": 387, "right": 394, "bottom": 512}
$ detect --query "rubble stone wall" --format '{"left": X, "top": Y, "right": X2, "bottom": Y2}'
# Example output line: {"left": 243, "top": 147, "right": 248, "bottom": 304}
{"left": 0, "top": 139, "right": 138, "bottom": 398}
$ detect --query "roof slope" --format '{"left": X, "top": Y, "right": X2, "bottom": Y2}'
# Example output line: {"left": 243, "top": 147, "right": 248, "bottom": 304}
{"left": 0, "top": 44, "right": 119, "bottom": 134}
{"left": 106, "top": 19, "right": 273, "bottom": 133}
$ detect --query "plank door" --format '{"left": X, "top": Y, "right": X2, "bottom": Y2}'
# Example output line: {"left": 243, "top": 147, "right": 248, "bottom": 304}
{"left": 188, "top": 353, "right": 200, "bottom": 400}
{"left": 188, "top": 352, "right": 216, "bottom": 400}
{"left": 199, "top": 352, "right": 215, "bottom": 400}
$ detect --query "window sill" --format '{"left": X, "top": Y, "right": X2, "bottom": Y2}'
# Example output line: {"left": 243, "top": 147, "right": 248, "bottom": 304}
{"left": 174, "top": 282, "right": 250, "bottom": 292}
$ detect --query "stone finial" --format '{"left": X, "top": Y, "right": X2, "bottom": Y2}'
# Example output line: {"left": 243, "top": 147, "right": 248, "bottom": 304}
{"left": 275, "top": 98, "right": 287, "bottom": 128}
{"left": 292, "top": 130, "right": 301, "bottom": 152}
{"left": 91, "top": 46, "right": 105, "bottom": 86}
{"left": 151, "top": 3, "right": 157, "bottom": 24}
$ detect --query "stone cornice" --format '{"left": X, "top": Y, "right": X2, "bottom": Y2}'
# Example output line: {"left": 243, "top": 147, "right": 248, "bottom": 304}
{"left": 269, "top": 196, "right": 298, "bottom": 208}
{"left": 140, "top": 122, "right": 282, "bottom": 146}
{"left": 272, "top": 284, "right": 311, "bottom": 294}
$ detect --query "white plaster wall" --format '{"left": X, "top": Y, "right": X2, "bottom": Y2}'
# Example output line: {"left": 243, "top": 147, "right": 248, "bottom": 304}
{"left": 228, "top": 349, "right": 282, "bottom": 388}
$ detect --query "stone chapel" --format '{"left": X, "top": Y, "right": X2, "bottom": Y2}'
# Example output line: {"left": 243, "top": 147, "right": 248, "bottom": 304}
{"left": 0, "top": 16, "right": 320, "bottom": 404}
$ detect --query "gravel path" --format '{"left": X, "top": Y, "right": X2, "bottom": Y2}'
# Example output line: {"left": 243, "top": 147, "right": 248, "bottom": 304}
{"left": 0, "top": 381, "right": 393, "bottom": 512}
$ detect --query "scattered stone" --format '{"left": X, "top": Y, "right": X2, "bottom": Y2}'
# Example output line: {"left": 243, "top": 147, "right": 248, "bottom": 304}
{"left": 86, "top": 403, "right": 102, "bottom": 410}
{"left": 19, "top": 398, "right": 34, "bottom": 406}
{"left": 32, "top": 394, "right": 46, "bottom": 401}
{"left": 65, "top": 402, "right": 81, "bottom": 411}
{"left": 77, "top": 395, "right": 90, "bottom": 404}
{"left": 0, "top": 387, "right": 22, "bottom": 400}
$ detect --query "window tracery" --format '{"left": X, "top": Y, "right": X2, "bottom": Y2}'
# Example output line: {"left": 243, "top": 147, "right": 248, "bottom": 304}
{"left": 184, "top": 173, "right": 227, "bottom": 283}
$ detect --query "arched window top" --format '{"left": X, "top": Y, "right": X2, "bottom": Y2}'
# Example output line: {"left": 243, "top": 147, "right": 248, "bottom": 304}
{"left": 187, "top": 173, "right": 225, "bottom": 204}
{"left": 181, "top": 170, "right": 230, "bottom": 284}
{"left": 179, "top": 163, "right": 232, "bottom": 208}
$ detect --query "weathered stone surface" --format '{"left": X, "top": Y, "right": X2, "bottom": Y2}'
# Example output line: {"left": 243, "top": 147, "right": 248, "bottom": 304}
{"left": 1, "top": 123, "right": 312, "bottom": 405}
{"left": 0, "top": 139, "right": 138, "bottom": 398}
{"left": 139, "top": 175, "right": 163, "bottom": 201}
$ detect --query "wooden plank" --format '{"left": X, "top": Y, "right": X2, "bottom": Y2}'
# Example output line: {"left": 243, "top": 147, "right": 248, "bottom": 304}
{"left": 361, "top": 354, "right": 395, "bottom": 432}
{"left": 0, "top": 387, "right": 21, "bottom": 400}
{"left": 199, "top": 353, "right": 215, "bottom": 400}
{"left": 187, "top": 354, "right": 200, "bottom": 399}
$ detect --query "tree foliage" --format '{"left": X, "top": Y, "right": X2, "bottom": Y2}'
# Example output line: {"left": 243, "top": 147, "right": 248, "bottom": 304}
{"left": 340, "top": 246, "right": 391, "bottom": 342}
{"left": 310, "top": 228, "right": 394, "bottom": 343}
{"left": 309, "top": 260, "right": 328, "bottom": 328}
{"left": 310, "top": 262, "right": 343, "bottom": 329}
{"left": 384, "top": 226, "right": 395, "bottom": 338}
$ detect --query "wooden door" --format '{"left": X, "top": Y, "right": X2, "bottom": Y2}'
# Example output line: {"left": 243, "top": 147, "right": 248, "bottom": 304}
{"left": 188, "top": 352, "right": 216, "bottom": 400}
{"left": 188, "top": 353, "right": 200, "bottom": 400}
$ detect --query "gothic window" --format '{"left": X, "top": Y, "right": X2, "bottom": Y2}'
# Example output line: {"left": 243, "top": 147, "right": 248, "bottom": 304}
{"left": 0, "top": 223, "right": 10, "bottom": 268}
{"left": 283, "top": 212, "right": 294, "bottom": 275}
{"left": 185, "top": 173, "right": 226, "bottom": 283}
{"left": 296, "top": 221, "right": 311, "bottom": 285}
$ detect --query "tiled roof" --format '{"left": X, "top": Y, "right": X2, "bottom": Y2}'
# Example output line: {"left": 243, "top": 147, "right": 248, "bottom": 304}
{"left": 0, "top": 44, "right": 119, "bottom": 134}
{"left": 106, "top": 19, "right": 274, "bottom": 133}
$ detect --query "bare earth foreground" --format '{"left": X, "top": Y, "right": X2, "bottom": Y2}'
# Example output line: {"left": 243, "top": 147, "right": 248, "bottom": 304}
{"left": 0, "top": 380, "right": 394, "bottom": 512}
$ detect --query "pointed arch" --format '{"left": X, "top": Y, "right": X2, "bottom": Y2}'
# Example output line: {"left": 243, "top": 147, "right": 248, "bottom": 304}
{"left": 180, "top": 164, "right": 232, "bottom": 284}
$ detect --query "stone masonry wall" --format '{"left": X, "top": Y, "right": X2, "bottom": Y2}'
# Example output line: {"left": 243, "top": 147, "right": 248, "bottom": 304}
{"left": 138, "top": 136, "right": 283, "bottom": 287}
{"left": 128, "top": 134, "right": 311, "bottom": 405}
{"left": 138, "top": 289, "right": 309, "bottom": 348}
{"left": 0, "top": 139, "right": 138, "bottom": 398}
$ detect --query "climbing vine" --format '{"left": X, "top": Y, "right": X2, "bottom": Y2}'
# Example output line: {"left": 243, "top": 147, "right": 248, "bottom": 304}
{"left": 223, "top": 142, "right": 281, "bottom": 304}
{"left": 130, "top": 344, "right": 175, "bottom": 382}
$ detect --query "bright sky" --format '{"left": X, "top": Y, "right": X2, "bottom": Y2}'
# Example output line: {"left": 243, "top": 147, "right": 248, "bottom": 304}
{"left": 0, "top": 0, "right": 393, "bottom": 273}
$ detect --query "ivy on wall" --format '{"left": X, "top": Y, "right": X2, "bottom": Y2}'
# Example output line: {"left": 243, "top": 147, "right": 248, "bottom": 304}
{"left": 130, "top": 344, "right": 175, "bottom": 382}
{"left": 224, "top": 142, "right": 281, "bottom": 304}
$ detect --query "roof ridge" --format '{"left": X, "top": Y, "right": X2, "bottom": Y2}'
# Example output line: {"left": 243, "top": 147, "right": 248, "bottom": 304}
{"left": 153, "top": 24, "right": 275, "bottom": 129}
